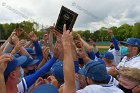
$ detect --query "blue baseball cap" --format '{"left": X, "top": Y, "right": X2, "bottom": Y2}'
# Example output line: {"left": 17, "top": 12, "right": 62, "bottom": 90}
{"left": 25, "top": 48, "right": 36, "bottom": 55}
{"left": 120, "top": 38, "right": 140, "bottom": 48}
{"left": 51, "top": 60, "right": 64, "bottom": 83}
{"left": 103, "top": 51, "right": 114, "bottom": 60}
{"left": 21, "top": 56, "right": 39, "bottom": 67}
{"left": 78, "top": 59, "right": 105, "bottom": 75}
{"left": 32, "top": 84, "right": 58, "bottom": 93}
{"left": 14, "top": 53, "right": 20, "bottom": 58}
{"left": 28, "top": 59, "right": 39, "bottom": 66}
{"left": 4, "top": 55, "right": 28, "bottom": 78}
{"left": 84, "top": 61, "right": 108, "bottom": 81}
{"left": 78, "top": 67, "right": 86, "bottom": 76}
{"left": 79, "top": 67, "right": 113, "bottom": 84}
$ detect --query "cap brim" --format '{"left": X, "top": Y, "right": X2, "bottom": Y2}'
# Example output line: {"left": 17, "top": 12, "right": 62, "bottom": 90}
{"left": 16, "top": 55, "right": 28, "bottom": 66}
{"left": 25, "top": 48, "right": 36, "bottom": 55}
{"left": 120, "top": 41, "right": 127, "bottom": 45}
{"left": 13, "top": 54, "right": 20, "bottom": 58}
{"left": 28, "top": 59, "right": 39, "bottom": 66}
{"left": 32, "top": 84, "right": 58, "bottom": 93}
{"left": 4, "top": 55, "right": 27, "bottom": 78}
{"left": 120, "top": 41, "right": 140, "bottom": 48}
{"left": 21, "top": 57, "right": 33, "bottom": 67}
{"left": 30, "top": 53, "right": 36, "bottom": 55}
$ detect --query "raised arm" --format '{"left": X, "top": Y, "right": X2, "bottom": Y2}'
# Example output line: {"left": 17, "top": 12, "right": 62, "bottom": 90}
{"left": 108, "top": 29, "right": 120, "bottom": 50}
{"left": 0, "top": 52, "right": 12, "bottom": 93}
{"left": 88, "top": 38, "right": 100, "bottom": 58}
{"left": 62, "top": 24, "right": 76, "bottom": 93}
{"left": 77, "top": 46, "right": 91, "bottom": 64}
{"left": 48, "top": 25, "right": 55, "bottom": 52}
{"left": 1, "top": 31, "right": 16, "bottom": 51}
{"left": 78, "top": 34, "right": 93, "bottom": 53}
{"left": 37, "top": 46, "right": 49, "bottom": 69}
{"left": 2, "top": 28, "right": 23, "bottom": 52}
{"left": 23, "top": 42, "right": 60, "bottom": 89}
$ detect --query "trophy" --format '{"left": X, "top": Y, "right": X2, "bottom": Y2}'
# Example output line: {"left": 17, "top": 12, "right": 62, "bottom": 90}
{"left": 55, "top": 6, "right": 78, "bottom": 33}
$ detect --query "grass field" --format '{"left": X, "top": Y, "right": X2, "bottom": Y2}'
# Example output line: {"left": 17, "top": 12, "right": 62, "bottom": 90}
{"left": 96, "top": 43, "right": 110, "bottom": 46}
{"left": 95, "top": 41, "right": 110, "bottom": 46}
{"left": 98, "top": 48, "right": 108, "bottom": 54}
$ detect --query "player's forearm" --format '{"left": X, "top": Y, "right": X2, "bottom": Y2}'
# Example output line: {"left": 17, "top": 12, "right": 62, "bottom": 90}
{"left": 0, "top": 73, "right": 6, "bottom": 93}
{"left": 1, "top": 34, "right": 13, "bottom": 50}
{"left": 112, "top": 36, "right": 120, "bottom": 50}
{"left": 24, "top": 56, "right": 57, "bottom": 88}
{"left": 2, "top": 42, "right": 15, "bottom": 53}
{"left": 63, "top": 47, "right": 76, "bottom": 93}
{"left": 48, "top": 30, "right": 54, "bottom": 52}
{"left": 80, "top": 38, "right": 93, "bottom": 52}
{"left": 37, "top": 58, "right": 47, "bottom": 69}
{"left": 19, "top": 47, "right": 32, "bottom": 58}
{"left": 24, "top": 41, "right": 32, "bottom": 48}
{"left": 10, "top": 48, "right": 18, "bottom": 55}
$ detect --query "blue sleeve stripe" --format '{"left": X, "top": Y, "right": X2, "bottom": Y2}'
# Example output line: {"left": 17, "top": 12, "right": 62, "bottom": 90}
{"left": 22, "top": 79, "right": 26, "bottom": 92}
{"left": 111, "top": 77, "right": 114, "bottom": 82}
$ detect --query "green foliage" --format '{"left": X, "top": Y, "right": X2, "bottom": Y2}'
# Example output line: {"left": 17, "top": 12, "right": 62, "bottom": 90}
{"left": 132, "top": 22, "right": 140, "bottom": 39}
{"left": 0, "top": 21, "right": 45, "bottom": 40}
{"left": 0, "top": 21, "right": 140, "bottom": 41}
{"left": 73, "top": 22, "right": 138, "bottom": 42}
{"left": 116, "top": 24, "right": 132, "bottom": 41}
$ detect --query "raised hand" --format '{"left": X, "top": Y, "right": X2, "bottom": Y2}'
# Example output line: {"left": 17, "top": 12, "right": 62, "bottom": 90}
{"left": 10, "top": 31, "right": 16, "bottom": 37}
{"left": 45, "top": 76, "right": 59, "bottom": 88}
{"left": 20, "top": 39, "right": 27, "bottom": 47}
{"left": 53, "top": 42, "right": 61, "bottom": 58}
{"left": 33, "top": 77, "right": 45, "bottom": 89}
{"left": 43, "top": 34, "right": 48, "bottom": 41}
{"left": 28, "top": 31, "right": 38, "bottom": 41}
{"left": 0, "top": 54, "right": 13, "bottom": 73}
{"left": 88, "top": 38, "right": 96, "bottom": 46}
{"left": 107, "top": 29, "right": 114, "bottom": 35}
{"left": 42, "top": 46, "right": 49, "bottom": 61}
{"left": 61, "top": 24, "right": 72, "bottom": 48}
{"left": 14, "top": 41, "right": 25, "bottom": 51}
{"left": 14, "top": 28, "right": 24, "bottom": 37}
{"left": 52, "top": 24, "right": 62, "bottom": 42}
{"left": 62, "top": 24, "right": 76, "bottom": 93}
{"left": 48, "top": 24, "right": 56, "bottom": 32}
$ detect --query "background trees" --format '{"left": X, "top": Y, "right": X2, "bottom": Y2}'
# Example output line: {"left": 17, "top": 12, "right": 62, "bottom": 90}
{"left": 0, "top": 21, "right": 140, "bottom": 41}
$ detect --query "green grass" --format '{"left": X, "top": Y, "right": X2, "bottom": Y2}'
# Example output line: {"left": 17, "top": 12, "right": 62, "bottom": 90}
{"left": 96, "top": 43, "right": 110, "bottom": 46}
{"left": 95, "top": 41, "right": 110, "bottom": 46}
{"left": 98, "top": 48, "right": 108, "bottom": 54}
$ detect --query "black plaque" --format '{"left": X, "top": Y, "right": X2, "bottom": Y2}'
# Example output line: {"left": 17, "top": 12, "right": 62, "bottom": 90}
{"left": 55, "top": 6, "right": 78, "bottom": 33}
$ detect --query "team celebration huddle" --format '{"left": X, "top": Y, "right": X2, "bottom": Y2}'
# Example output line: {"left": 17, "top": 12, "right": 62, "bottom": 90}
{"left": 1, "top": 1, "right": 140, "bottom": 93}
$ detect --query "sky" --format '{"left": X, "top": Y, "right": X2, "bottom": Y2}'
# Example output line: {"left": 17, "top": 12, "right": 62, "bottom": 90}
{"left": 0, "top": 0, "right": 140, "bottom": 32}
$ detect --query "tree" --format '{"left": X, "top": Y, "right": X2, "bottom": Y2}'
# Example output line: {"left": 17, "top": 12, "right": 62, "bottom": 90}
{"left": 116, "top": 24, "right": 132, "bottom": 41}
{"left": 132, "top": 22, "right": 140, "bottom": 39}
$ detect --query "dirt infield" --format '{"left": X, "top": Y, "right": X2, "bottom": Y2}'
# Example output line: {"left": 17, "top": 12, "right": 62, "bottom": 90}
{"left": 96, "top": 46, "right": 110, "bottom": 49}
